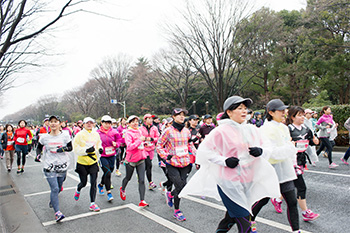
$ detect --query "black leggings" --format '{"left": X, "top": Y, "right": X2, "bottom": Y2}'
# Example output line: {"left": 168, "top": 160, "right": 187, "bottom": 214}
{"left": 77, "top": 172, "right": 98, "bottom": 202}
{"left": 122, "top": 162, "right": 146, "bottom": 201}
{"left": 216, "top": 211, "right": 251, "bottom": 233}
{"left": 166, "top": 164, "right": 191, "bottom": 209}
{"left": 16, "top": 151, "right": 26, "bottom": 166}
{"left": 251, "top": 190, "right": 299, "bottom": 231}
{"left": 317, "top": 137, "right": 333, "bottom": 164}
{"left": 145, "top": 156, "right": 153, "bottom": 183}
{"left": 100, "top": 157, "right": 115, "bottom": 191}
{"left": 293, "top": 174, "right": 306, "bottom": 199}
{"left": 116, "top": 147, "right": 125, "bottom": 170}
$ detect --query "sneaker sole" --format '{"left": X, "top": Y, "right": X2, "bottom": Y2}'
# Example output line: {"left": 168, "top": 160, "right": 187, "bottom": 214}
{"left": 89, "top": 208, "right": 100, "bottom": 212}
{"left": 165, "top": 193, "right": 173, "bottom": 208}
{"left": 56, "top": 215, "right": 65, "bottom": 222}
{"left": 173, "top": 216, "right": 186, "bottom": 221}
{"left": 303, "top": 215, "right": 320, "bottom": 221}
{"left": 108, "top": 197, "right": 114, "bottom": 202}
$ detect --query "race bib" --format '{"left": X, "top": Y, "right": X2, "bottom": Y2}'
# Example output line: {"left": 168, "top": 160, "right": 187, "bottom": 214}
{"left": 175, "top": 145, "right": 188, "bottom": 157}
{"left": 146, "top": 141, "right": 153, "bottom": 147}
{"left": 138, "top": 143, "right": 144, "bottom": 150}
{"left": 105, "top": 147, "right": 116, "bottom": 155}
{"left": 7, "top": 141, "right": 14, "bottom": 146}
{"left": 296, "top": 140, "right": 309, "bottom": 153}
{"left": 49, "top": 147, "right": 57, "bottom": 154}
{"left": 16, "top": 138, "right": 25, "bottom": 143}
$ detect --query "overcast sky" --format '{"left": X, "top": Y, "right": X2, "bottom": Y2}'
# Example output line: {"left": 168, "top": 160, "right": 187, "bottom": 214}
{"left": 0, "top": 0, "right": 306, "bottom": 120}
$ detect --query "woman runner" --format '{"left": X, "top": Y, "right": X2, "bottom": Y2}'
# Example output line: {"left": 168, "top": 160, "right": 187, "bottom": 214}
{"left": 13, "top": 120, "right": 32, "bottom": 173}
{"left": 1, "top": 124, "right": 16, "bottom": 171}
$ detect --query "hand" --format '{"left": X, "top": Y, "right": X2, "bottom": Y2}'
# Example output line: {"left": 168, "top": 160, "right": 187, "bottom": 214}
{"left": 146, "top": 137, "right": 151, "bottom": 141}
{"left": 225, "top": 157, "right": 239, "bottom": 168}
{"left": 140, "top": 136, "right": 146, "bottom": 141}
{"left": 196, "top": 133, "right": 201, "bottom": 138}
{"left": 86, "top": 146, "right": 95, "bottom": 153}
{"left": 313, "top": 137, "right": 319, "bottom": 145}
{"left": 112, "top": 141, "right": 117, "bottom": 147}
{"left": 99, "top": 148, "right": 103, "bottom": 154}
{"left": 195, "top": 164, "right": 200, "bottom": 170}
{"left": 249, "top": 147, "right": 263, "bottom": 157}
{"left": 56, "top": 147, "right": 66, "bottom": 153}
{"left": 167, "top": 155, "right": 173, "bottom": 160}
{"left": 326, "top": 125, "right": 330, "bottom": 128}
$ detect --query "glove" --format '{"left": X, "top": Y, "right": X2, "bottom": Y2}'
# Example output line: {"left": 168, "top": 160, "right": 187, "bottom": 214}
{"left": 99, "top": 148, "right": 103, "bottom": 154}
{"left": 167, "top": 155, "right": 173, "bottom": 160}
{"left": 86, "top": 146, "right": 95, "bottom": 153}
{"left": 56, "top": 147, "right": 67, "bottom": 153}
{"left": 225, "top": 157, "right": 239, "bottom": 168}
{"left": 249, "top": 147, "right": 263, "bottom": 157}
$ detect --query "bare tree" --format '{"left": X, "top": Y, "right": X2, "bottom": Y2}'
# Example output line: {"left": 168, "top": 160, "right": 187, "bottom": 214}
{"left": 0, "top": 0, "right": 91, "bottom": 95}
{"left": 167, "top": 0, "right": 253, "bottom": 111}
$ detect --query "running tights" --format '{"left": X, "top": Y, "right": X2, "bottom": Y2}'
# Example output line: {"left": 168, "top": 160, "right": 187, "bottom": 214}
{"left": 317, "top": 137, "right": 333, "bottom": 164}
{"left": 16, "top": 151, "right": 26, "bottom": 166}
{"left": 145, "top": 156, "right": 152, "bottom": 183}
{"left": 216, "top": 211, "right": 251, "bottom": 233}
{"left": 77, "top": 172, "right": 97, "bottom": 202}
{"left": 122, "top": 162, "right": 146, "bottom": 201}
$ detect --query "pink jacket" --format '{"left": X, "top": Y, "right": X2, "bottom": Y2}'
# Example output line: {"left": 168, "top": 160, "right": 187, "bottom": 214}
{"left": 117, "top": 125, "right": 128, "bottom": 145}
{"left": 316, "top": 114, "right": 333, "bottom": 125}
{"left": 125, "top": 127, "right": 147, "bottom": 163}
{"left": 139, "top": 124, "right": 160, "bottom": 151}
{"left": 97, "top": 127, "right": 122, "bottom": 157}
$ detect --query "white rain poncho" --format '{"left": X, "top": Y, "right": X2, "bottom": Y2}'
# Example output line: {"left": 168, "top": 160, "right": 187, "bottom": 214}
{"left": 179, "top": 119, "right": 280, "bottom": 214}
{"left": 303, "top": 117, "right": 319, "bottom": 163}
{"left": 260, "top": 120, "right": 297, "bottom": 183}
{"left": 39, "top": 132, "right": 73, "bottom": 178}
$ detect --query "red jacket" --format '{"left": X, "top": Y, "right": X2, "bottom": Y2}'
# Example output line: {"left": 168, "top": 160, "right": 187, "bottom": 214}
{"left": 14, "top": 127, "right": 32, "bottom": 146}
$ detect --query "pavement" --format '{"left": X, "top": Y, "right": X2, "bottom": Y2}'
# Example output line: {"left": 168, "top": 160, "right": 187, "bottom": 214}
{"left": 0, "top": 147, "right": 349, "bottom": 233}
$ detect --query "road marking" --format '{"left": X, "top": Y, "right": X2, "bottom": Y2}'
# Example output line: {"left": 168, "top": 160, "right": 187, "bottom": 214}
{"left": 183, "top": 195, "right": 312, "bottom": 233}
{"left": 42, "top": 203, "right": 194, "bottom": 233}
{"left": 66, "top": 172, "right": 81, "bottom": 182}
{"left": 305, "top": 170, "right": 350, "bottom": 178}
{"left": 24, "top": 186, "right": 78, "bottom": 197}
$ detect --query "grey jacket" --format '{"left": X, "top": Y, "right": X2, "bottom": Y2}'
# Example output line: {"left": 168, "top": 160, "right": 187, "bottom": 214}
{"left": 316, "top": 122, "right": 331, "bottom": 138}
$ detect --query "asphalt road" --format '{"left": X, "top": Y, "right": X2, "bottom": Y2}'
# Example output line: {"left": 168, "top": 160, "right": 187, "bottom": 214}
{"left": 1, "top": 149, "right": 349, "bottom": 233}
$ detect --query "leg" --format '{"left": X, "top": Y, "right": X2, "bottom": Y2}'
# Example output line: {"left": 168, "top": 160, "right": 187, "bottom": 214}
{"left": 293, "top": 175, "right": 307, "bottom": 211}
{"left": 115, "top": 149, "right": 121, "bottom": 170}
{"left": 135, "top": 162, "right": 146, "bottom": 200}
{"left": 5, "top": 151, "right": 11, "bottom": 169}
{"left": 216, "top": 211, "right": 236, "bottom": 233}
{"left": 282, "top": 190, "right": 299, "bottom": 231}
{"left": 101, "top": 158, "right": 112, "bottom": 191}
{"left": 10, "top": 150, "right": 15, "bottom": 168}
{"left": 145, "top": 155, "right": 152, "bottom": 183}
{"left": 122, "top": 163, "right": 135, "bottom": 190}
{"left": 167, "top": 165, "right": 191, "bottom": 210}
{"left": 323, "top": 138, "right": 333, "bottom": 164}
{"left": 343, "top": 146, "right": 350, "bottom": 161}
{"left": 46, "top": 174, "right": 61, "bottom": 213}
{"left": 77, "top": 173, "right": 88, "bottom": 192}
{"left": 316, "top": 139, "right": 326, "bottom": 155}
{"left": 89, "top": 172, "right": 98, "bottom": 203}
{"left": 251, "top": 197, "right": 270, "bottom": 221}
{"left": 234, "top": 216, "right": 251, "bottom": 233}
{"left": 16, "top": 151, "right": 21, "bottom": 167}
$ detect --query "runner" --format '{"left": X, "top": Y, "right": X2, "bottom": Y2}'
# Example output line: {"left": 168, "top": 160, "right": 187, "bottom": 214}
{"left": 73, "top": 117, "right": 103, "bottom": 212}
{"left": 180, "top": 96, "right": 280, "bottom": 232}
{"left": 252, "top": 99, "right": 300, "bottom": 233}
{"left": 340, "top": 116, "right": 350, "bottom": 165}
{"left": 304, "top": 109, "right": 318, "bottom": 166}
{"left": 35, "top": 118, "right": 50, "bottom": 162}
{"left": 61, "top": 121, "right": 73, "bottom": 138}
{"left": 157, "top": 108, "right": 195, "bottom": 221}
{"left": 198, "top": 114, "right": 215, "bottom": 142}
{"left": 140, "top": 114, "right": 160, "bottom": 190}
{"left": 36, "top": 115, "right": 73, "bottom": 222}
{"left": 13, "top": 120, "right": 32, "bottom": 174}
{"left": 116, "top": 117, "right": 128, "bottom": 176}
{"left": 0, "top": 125, "right": 4, "bottom": 159}
{"left": 187, "top": 115, "right": 201, "bottom": 149}
{"left": 286, "top": 106, "right": 320, "bottom": 222}
{"left": 1, "top": 124, "right": 16, "bottom": 171}
{"left": 97, "top": 115, "right": 121, "bottom": 202}
{"left": 119, "top": 115, "right": 149, "bottom": 208}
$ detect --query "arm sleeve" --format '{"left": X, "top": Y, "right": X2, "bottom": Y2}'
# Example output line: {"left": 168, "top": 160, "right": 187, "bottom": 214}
{"left": 125, "top": 132, "right": 142, "bottom": 151}
{"left": 156, "top": 130, "right": 170, "bottom": 160}
{"left": 36, "top": 142, "right": 44, "bottom": 155}
{"left": 65, "top": 141, "right": 73, "bottom": 152}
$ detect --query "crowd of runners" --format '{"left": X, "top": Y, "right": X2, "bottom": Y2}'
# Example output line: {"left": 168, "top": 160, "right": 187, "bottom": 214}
{"left": 1, "top": 96, "right": 349, "bottom": 233}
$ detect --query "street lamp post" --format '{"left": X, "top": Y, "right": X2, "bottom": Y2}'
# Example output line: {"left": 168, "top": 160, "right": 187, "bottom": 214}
{"left": 205, "top": 101, "right": 209, "bottom": 114}
{"left": 192, "top": 101, "right": 196, "bottom": 114}
{"left": 110, "top": 99, "right": 126, "bottom": 118}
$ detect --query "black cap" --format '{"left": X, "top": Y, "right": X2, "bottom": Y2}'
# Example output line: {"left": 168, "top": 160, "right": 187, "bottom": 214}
{"left": 152, "top": 115, "right": 159, "bottom": 119}
{"left": 223, "top": 96, "right": 252, "bottom": 111}
{"left": 49, "top": 115, "right": 61, "bottom": 122}
{"left": 266, "top": 99, "right": 288, "bottom": 112}
{"left": 203, "top": 114, "right": 212, "bottom": 119}
{"left": 172, "top": 108, "right": 188, "bottom": 116}
{"left": 188, "top": 115, "right": 199, "bottom": 120}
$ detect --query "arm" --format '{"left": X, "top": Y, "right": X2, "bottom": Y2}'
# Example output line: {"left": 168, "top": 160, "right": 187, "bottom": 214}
{"left": 73, "top": 133, "right": 90, "bottom": 156}
{"left": 125, "top": 132, "right": 142, "bottom": 151}
{"left": 156, "top": 130, "right": 170, "bottom": 160}
{"left": 344, "top": 117, "right": 350, "bottom": 131}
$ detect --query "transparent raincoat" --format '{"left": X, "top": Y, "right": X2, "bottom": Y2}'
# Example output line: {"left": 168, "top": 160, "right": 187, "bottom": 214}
{"left": 179, "top": 119, "right": 280, "bottom": 214}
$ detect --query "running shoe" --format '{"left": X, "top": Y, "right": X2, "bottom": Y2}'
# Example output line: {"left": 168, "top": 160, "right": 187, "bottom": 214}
{"left": 271, "top": 198, "right": 282, "bottom": 213}
{"left": 138, "top": 200, "right": 149, "bottom": 208}
{"left": 173, "top": 210, "right": 186, "bottom": 221}
{"left": 55, "top": 211, "right": 65, "bottom": 222}
{"left": 311, "top": 161, "right": 317, "bottom": 167}
{"left": 120, "top": 187, "right": 126, "bottom": 201}
{"left": 7, "top": 169, "right": 11, "bottom": 172}
{"left": 166, "top": 191, "right": 173, "bottom": 208}
{"left": 107, "top": 193, "right": 114, "bottom": 202}
{"left": 251, "top": 221, "right": 257, "bottom": 233}
{"left": 89, "top": 203, "right": 100, "bottom": 212}
{"left": 340, "top": 158, "right": 349, "bottom": 165}
{"left": 74, "top": 190, "right": 80, "bottom": 201}
{"left": 329, "top": 162, "right": 339, "bottom": 169}
{"left": 98, "top": 184, "right": 105, "bottom": 195}
{"left": 20, "top": 168, "right": 24, "bottom": 173}
{"left": 159, "top": 182, "right": 166, "bottom": 194}
{"left": 302, "top": 209, "right": 320, "bottom": 221}
{"left": 60, "top": 186, "right": 63, "bottom": 192}
{"left": 115, "top": 169, "right": 122, "bottom": 176}
{"left": 34, "top": 158, "right": 41, "bottom": 162}
{"left": 17, "top": 169, "right": 21, "bottom": 174}
{"left": 149, "top": 181, "right": 157, "bottom": 190}
{"left": 110, "top": 185, "right": 114, "bottom": 189}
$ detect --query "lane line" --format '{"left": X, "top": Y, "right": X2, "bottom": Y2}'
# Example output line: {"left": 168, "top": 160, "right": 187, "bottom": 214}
{"left": 128, "top": 204, "right": 194, "bottom": 233}
{"left": 24, "top": 186, "right": 77, "bottom": 197}
{"left": 305, "top": 170, "right": 350, "bottom": 178}
{"left": 42, "top": 204, "right": 131, "bottom": 226}
{"left": 183, "top": 195, "right": 312, "bottom": 233}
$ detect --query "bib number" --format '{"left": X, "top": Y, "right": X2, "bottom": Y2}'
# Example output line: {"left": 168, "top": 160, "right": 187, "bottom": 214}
{"left": 138, "top": 143, "right": 144, "bottom": 150}
{"left": 296, "top": 140, "right": 309, "bottom": 153}
{"left": 105, "top": 147, "right": 116, "bottom": 155}
{"left": 7, "top": 141, "right": 14, "bottom": 146}
{"left": 175, "top": 146, "right": 188, "bottom": 157}
{"left": 17, "top": 138, "right": 25, "bottom": 143}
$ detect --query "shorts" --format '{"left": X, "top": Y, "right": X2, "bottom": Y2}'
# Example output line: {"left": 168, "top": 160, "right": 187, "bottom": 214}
{"left": 15, "top": 144, "right": 28, "bottom": 155}
{"left": 75, "top": 163, "right": 99, "bottom": 176}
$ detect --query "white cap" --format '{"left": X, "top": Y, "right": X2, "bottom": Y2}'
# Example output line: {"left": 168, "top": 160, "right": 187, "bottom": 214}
{"left": 101, "top": 115, "right": 112, "bottom": 122}
{"left": 83, "top": 117, "right": 95, "bottom": 124}
{"left": 127, "top": 115, "right": 139, "bottom": 123}
{"left": 111, "top": 118, "right": 117, "bottom": 123}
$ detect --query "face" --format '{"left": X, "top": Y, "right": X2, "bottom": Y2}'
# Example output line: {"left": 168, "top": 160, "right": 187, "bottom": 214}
{"left": 19, "top": 121, "right": 26, "bottom": 128}
{"left": 0, "top": 125, "right": 4, "bottom": 131}
{"left": 173, "top": 112, "right": 185, "bottom": 124}
{"left": 129, "top": 118, "right": 139, "bottom": 128}
{"left": 313, "top": 113, "right": 318, "bottom": 118}
{"left": 61, "top": 122, "right": 66, "bottom": 128}
{"left": 49, "top": 119, "right": 60, "bottom": 130}
{"left": 84, "top": 121, "right": 94, "bottom": 130}
{"left": 292, "top": 111, "right": 305, "bottom": 125}
{"left": 189, "top": 119, "right": 199, "bottom": 127}
{"left": 325, "top": 107, "right": 331, "bottom": 115}
{"left": 145, "top": 117, "right": 153, "bottom": 125}
{"left": 227, "top": 103, "right": 247, "bottom": 124}
{"left": 6, "top": 125, "right": 13, "bottom": 132}
{"left": 269, "top": 110, "right": 285, "bottom": 123}
{"left": 44, "top": 121, "right": 49, "bottom": 126}
{"left": 205, "top": 118, "right": 213, "bottom": 125}
{"left": 102, "top": 121, "right": 112, "bottom": 130}
{"left": 121, "top": 119, "right": 126, "bottom": 125}
{"left": 154, "top": 118, "right": 160, "bottom": 123}
{"left": 305, "top": 112, "right": 312, "bottom": 119}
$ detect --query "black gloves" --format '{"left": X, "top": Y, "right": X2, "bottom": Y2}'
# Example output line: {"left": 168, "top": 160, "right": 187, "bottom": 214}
{"left": 56, "top": 147, "right": 67, "bottom": 153}
{"left": 225, "top": 157, "right": 239, "bottom": 168}
{"left": 167, "top": 155, "right": 173, "bottom": 160}
{"left": 249, "top": 147, "right": 263, "bottom": 157}
{"left": 99, "top": 148, "right": 103, "bottom": 154}
{"left": 86, "top": 146, "right": 95, "bottom": 153}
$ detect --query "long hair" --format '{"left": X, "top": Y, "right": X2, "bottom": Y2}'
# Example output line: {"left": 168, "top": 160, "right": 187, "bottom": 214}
{"left": 286, "top": 106, "right": 304, "bottom": 125}
{"left": 320, "top": 106, "right": 330, "bottom": 116}
{"left": 5, "top": 124, "right": 14, "bottom": 132}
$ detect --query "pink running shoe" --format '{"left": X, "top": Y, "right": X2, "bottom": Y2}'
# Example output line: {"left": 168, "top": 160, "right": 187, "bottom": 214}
{"left": 271, "top": 198, "right": 282, "bottom": 213}
{"left": 302, "top": 209, "right": 320, "bottom": 221}
{"left": 89, "top": 203, "right": 100, "bottom": 212}
{"left": 340, "top": 158, "right": 349, "bottom": 165}
{"left": 74, "top": 190, "right": 80, "bottom": 201}
{"left": 138, "top": 200, "right": 149, "bottom": 208}
{"left": 329, "top": 162, "right": 339, "bottom": 168}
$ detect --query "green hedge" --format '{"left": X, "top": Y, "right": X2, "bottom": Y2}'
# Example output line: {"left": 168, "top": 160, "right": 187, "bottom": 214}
{"left": 310, "top": 105, "right": 350, "bottom": 131}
